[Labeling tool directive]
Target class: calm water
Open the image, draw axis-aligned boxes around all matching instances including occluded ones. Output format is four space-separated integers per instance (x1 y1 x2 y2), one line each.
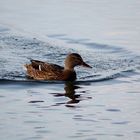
0 0 140 140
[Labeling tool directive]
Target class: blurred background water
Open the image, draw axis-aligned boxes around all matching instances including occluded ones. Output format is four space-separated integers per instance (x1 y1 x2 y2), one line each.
0 0 140 140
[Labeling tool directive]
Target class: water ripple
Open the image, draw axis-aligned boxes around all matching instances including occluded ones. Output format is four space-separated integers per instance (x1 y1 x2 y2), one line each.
0 31 140 82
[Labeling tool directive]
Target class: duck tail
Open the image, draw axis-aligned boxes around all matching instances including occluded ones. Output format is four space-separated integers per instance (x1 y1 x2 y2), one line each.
24 64 28 68
24 64 31 69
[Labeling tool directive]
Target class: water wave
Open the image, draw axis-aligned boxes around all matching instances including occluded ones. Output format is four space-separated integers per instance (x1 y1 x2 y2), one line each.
0 27 140 83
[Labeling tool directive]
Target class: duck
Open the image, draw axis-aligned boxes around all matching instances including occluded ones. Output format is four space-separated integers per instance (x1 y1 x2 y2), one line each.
24 53 92 81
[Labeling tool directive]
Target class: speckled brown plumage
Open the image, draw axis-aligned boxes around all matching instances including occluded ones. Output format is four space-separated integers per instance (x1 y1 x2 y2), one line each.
24 53 92 81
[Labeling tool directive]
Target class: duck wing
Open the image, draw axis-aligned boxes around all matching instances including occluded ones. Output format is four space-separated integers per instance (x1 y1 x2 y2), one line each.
31 60 64 73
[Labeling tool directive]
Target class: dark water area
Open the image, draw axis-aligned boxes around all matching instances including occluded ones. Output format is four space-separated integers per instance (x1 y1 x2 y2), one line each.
0 26 140 140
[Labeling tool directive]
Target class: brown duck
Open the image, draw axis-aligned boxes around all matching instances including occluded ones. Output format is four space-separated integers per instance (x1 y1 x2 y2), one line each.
24 53 92 81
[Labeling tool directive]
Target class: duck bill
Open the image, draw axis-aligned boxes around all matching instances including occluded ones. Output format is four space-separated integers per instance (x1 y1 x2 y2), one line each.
82 62 92 68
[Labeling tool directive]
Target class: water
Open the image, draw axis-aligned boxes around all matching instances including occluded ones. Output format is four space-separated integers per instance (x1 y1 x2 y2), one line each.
0 0 140 140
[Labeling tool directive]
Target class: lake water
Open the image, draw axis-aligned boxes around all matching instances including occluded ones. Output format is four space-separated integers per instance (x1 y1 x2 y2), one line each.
0 0 140 140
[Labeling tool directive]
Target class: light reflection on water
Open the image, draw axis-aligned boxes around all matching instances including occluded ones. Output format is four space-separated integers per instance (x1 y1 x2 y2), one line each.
0 75 140 140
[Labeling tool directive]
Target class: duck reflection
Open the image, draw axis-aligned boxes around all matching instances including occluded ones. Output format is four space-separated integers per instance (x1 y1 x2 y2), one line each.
64 82 81 104
52 81 81 104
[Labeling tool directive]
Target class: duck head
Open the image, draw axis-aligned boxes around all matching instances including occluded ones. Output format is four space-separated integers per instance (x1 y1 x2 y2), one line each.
64 53 92 70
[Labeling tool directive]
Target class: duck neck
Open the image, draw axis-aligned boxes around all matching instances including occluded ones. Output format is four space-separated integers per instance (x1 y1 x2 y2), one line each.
64 66 74 71
64 59 75 71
